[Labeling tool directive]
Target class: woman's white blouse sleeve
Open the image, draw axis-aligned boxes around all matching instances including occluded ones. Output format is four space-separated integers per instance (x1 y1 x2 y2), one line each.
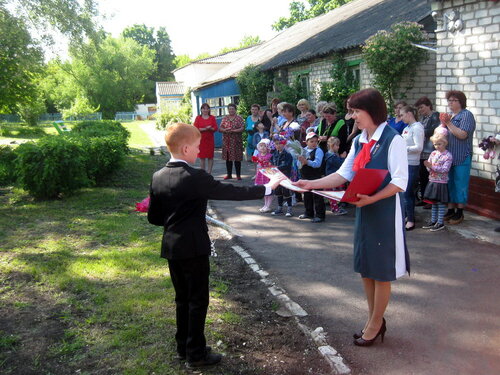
337 141 357 181
388 135 409 191
336 135 408 191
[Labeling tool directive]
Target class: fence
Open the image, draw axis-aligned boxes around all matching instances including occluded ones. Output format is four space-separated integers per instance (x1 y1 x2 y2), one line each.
115 112 137 121
0 113 102 123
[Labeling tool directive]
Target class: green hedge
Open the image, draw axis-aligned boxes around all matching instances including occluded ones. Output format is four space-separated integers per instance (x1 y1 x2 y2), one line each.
0 145 17 186
16 137 90 199
13 120 130 198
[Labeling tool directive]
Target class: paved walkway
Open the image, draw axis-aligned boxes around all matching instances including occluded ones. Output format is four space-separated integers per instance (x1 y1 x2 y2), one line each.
143 122 500 375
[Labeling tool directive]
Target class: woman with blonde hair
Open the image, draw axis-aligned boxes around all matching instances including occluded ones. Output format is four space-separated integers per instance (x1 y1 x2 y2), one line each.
296 98 310 126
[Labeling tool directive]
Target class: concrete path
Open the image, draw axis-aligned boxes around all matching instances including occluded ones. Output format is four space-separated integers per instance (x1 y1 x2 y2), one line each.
142 123 500 374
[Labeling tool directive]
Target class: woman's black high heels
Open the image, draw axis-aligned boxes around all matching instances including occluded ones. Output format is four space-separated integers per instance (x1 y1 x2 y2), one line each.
353 318 385 340
353 318 386 346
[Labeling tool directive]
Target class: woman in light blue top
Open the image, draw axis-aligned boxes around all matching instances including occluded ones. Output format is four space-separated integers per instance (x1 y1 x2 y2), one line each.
245 104 260 161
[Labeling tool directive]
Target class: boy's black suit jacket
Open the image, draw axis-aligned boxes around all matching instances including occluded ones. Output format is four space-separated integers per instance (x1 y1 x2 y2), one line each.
148 161 265 260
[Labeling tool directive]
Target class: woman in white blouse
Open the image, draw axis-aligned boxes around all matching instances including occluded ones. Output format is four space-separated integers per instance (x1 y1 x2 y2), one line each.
400 105 424 231
295 88 409 347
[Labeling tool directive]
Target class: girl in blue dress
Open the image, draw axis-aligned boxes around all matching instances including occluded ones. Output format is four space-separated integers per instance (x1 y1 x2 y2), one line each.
295 88 409 347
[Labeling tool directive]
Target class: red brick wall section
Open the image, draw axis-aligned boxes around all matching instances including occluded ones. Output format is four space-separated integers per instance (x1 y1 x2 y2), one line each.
466 176 500 220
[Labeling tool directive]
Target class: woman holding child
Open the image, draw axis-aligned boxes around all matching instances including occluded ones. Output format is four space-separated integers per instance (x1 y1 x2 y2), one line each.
295 88 409 347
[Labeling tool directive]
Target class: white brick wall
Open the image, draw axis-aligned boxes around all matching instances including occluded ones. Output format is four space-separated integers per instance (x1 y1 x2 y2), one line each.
433 0 500 181
283 47 436 112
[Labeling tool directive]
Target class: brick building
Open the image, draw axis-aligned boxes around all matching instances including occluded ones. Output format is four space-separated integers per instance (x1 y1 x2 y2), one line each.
432 0 499 218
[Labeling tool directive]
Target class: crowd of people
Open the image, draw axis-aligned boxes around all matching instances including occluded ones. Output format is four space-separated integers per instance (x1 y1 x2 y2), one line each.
149 87 477 367
193 89 476 229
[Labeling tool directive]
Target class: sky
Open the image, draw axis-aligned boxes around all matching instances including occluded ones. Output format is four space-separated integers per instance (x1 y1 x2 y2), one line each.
97 0 293 57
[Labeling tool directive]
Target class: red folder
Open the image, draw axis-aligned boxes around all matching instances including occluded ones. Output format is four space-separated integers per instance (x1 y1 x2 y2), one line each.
313 168 389 202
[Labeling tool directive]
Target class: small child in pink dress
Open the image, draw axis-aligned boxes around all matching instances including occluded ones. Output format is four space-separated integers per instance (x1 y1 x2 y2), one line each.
253 139 273 212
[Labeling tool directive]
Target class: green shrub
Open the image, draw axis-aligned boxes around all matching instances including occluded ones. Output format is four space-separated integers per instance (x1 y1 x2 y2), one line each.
155 104 191 129
72 135 128 183
15 137 90 199
72 120 130 141
0 145 17 186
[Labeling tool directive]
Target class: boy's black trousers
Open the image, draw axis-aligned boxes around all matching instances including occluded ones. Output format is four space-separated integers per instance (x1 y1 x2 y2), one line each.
303 191 326 219
167 255 210 361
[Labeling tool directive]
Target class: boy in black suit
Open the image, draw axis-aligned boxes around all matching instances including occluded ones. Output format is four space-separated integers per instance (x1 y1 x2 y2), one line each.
148 123 282 368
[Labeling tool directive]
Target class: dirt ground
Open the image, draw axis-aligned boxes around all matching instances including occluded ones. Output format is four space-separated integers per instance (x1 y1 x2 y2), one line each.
188 226 332 375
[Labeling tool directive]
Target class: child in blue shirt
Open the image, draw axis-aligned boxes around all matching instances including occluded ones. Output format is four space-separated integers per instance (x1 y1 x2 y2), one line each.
298 132 325 222
271 134 294 217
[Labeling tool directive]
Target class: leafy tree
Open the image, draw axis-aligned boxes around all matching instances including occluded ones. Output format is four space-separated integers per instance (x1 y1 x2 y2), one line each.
218 35 262 55
319 54 359 115
272 0 353 31
0 8 43 111
122 24 176 102
236 65 273 116
1 0 98 113
16 93 46 126
43 36 156 119
4 0 99 46
363 21 428 105
275 76 307 114
61 96 100 120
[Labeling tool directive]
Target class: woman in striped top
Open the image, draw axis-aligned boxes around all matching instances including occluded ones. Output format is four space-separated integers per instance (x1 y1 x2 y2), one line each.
441 90 476 225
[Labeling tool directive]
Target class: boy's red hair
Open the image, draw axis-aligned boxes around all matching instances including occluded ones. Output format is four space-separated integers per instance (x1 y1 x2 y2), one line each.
165 123 201 154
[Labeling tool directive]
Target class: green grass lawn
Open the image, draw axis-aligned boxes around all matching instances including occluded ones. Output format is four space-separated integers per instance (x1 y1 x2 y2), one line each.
122 121 157 149
0 122 228 374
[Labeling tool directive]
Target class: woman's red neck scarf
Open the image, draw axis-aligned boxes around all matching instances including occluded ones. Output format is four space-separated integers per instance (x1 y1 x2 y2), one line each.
353 139 377 172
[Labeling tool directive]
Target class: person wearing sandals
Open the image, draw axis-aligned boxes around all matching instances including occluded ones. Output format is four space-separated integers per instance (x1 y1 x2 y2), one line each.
294 88 409 347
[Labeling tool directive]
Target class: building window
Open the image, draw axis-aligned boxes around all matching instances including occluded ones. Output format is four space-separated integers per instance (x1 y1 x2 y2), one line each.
203 95 240 117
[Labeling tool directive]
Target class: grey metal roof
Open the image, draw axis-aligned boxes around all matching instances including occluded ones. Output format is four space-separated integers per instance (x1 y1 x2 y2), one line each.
172 45 260 73
156 81 185 96
198 0 432 89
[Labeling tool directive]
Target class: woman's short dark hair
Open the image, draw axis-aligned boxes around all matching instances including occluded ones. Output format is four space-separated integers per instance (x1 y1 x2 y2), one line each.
446 90 467 109
227 103 237 110
307 109 317 116
282 103 295 113
348 88 388 125
414 96 433 110
200 102 211 115
400 105 418 121
251 104 261 110
270 98 280 107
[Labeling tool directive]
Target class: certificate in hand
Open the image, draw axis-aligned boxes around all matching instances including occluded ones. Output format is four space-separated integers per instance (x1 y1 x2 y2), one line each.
258 167 308 193
313 168 389 202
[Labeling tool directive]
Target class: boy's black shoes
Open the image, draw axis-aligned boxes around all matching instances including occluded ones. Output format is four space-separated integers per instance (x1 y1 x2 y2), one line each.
176 346 212 361
186 352 222 368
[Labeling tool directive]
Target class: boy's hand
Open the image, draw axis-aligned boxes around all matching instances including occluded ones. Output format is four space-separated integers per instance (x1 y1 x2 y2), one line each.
268 174 286 189
298 155 307 165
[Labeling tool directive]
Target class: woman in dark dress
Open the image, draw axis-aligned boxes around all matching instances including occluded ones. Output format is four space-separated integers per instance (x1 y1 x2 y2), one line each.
295 88 409 347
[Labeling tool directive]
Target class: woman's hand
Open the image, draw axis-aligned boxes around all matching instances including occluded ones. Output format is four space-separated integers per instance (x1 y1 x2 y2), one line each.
423 160 431 168
293 179 313 190
352 194 375 207
318 135 327 142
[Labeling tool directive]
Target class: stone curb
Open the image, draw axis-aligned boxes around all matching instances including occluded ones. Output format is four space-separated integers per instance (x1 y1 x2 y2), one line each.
208 203 351 374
